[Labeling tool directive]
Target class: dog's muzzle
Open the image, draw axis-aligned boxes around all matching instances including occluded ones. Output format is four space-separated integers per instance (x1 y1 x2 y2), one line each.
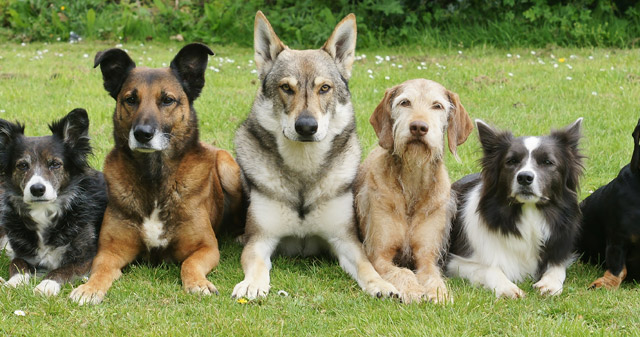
134 125 155 144
409 121 429 138
128 125 169 152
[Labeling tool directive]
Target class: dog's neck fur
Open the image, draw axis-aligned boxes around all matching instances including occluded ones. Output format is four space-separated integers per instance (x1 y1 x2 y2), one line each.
389 146 445 213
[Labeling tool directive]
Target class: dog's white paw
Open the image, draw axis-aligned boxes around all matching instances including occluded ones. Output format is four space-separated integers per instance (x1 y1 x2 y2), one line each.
364 278 399 299
34 279 61 296
494 281 525 299
69 284 105 305
533 277 563 296
5 273 30 288
232 279 270 300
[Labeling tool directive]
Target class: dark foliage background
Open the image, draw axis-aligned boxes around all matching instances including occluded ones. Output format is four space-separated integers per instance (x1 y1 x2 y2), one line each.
1 0 639 48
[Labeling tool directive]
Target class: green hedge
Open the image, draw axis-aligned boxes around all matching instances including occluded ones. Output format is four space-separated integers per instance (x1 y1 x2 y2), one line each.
1 0 639 48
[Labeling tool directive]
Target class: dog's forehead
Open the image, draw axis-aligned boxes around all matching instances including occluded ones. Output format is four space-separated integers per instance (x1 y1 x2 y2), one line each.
393 79 447 105
122 67 182 92
274 49 337 79
15 136 63 163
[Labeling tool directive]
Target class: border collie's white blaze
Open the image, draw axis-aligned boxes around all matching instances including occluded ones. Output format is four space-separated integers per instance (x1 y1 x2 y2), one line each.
447 118 584 298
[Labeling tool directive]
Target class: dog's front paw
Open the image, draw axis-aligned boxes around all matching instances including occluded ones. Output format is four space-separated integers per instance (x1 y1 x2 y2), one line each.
231 279 270 300
424 278 452 304
534 277 563 296
494 281 525 299
69 283 106 305
364 278 399 299
34 279 61 296
5 273 30 288
399 285 426 304
184 279 219 296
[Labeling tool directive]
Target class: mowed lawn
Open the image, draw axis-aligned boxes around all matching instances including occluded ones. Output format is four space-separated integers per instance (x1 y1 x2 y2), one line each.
0 41 639 336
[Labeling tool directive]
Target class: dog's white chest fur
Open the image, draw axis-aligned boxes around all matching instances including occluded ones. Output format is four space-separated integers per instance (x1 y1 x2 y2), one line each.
141 207 169 249
462 183 550 282
26 203 67 269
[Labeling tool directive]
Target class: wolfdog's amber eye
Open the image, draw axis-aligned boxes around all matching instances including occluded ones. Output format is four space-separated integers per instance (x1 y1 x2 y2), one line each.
319 84 331 93
49 160 62 170
16 162 29 171
280 83 293 94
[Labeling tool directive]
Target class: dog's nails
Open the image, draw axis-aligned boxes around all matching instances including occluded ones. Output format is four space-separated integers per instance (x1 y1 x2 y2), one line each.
214 290 220 296
376 291 383 298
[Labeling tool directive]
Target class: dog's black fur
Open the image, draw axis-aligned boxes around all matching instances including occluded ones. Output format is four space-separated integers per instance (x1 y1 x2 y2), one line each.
0 109 107 293
578 118 640 283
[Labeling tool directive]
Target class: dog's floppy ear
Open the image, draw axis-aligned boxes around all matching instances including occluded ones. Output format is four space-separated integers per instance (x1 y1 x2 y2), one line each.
0 119 25 175
254 11 286 81
370 85 399 150
631 118 640 171
94 48 136 100
322 13 357 81
170 43 214 102
49 108 92 169
446 90 474 161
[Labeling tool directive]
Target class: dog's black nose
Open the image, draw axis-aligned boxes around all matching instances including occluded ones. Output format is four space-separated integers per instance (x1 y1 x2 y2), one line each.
133 125 156 143
295 115 318 137
410 121 429 137
30 183 46 197
517 171 535 186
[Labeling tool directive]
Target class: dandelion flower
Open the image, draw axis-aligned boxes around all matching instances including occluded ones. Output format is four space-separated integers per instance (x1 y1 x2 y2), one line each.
558 58 565 63
236 298 248 304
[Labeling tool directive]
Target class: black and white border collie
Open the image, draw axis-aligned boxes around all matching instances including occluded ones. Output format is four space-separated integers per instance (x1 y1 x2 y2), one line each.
0 109 107 296
446 118 584 298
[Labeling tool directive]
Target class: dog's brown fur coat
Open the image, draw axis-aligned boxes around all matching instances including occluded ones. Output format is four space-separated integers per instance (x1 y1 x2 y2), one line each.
355 79 473 303
70 44 242 305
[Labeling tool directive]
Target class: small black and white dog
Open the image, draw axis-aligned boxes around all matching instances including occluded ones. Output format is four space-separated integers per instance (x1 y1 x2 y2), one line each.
578 118 640 289
0 109 107 296
446 119 584 298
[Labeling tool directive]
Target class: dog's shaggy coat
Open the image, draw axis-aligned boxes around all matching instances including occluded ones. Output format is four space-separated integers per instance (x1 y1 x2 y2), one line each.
355 79 473 303
0 109 107 296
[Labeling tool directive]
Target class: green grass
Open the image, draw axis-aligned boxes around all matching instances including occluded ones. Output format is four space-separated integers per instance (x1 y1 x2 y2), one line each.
0 41 639 336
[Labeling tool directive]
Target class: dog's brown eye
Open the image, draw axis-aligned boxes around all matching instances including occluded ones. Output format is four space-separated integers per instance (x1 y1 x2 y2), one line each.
161 96 175 106
49 160 62 170
506 158 519 165
319 84 331 93
125 96 136 105
16 162 29 171
433 103 444 110
280 84 293 94
400 99 411 107
543 159 554 166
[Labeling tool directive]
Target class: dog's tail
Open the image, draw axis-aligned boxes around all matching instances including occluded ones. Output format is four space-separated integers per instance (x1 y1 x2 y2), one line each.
216 150 246 237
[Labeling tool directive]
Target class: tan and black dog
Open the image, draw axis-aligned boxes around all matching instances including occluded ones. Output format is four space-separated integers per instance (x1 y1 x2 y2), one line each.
70 43 243 305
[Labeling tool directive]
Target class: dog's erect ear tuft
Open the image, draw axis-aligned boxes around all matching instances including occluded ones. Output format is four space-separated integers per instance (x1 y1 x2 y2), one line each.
446 90 474 162
254 11 286 81
370 85 398 150
50 108 92 168
0 119 25 175
552 117 583 152
322 13 357 81
476 119 513 156
170 43 214 102
94 49 136 100
632 118 640 171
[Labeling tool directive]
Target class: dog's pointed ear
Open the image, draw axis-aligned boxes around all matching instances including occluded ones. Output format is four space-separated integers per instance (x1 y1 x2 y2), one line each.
322 13 357 80
94 48 136 99
553 117 583 152
476 119 511 155
446 90 474 162
631 118 640 171
254 11 286 81
170 43 214 102
0 119 25 175
50 108 92 168
370 85 398 150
